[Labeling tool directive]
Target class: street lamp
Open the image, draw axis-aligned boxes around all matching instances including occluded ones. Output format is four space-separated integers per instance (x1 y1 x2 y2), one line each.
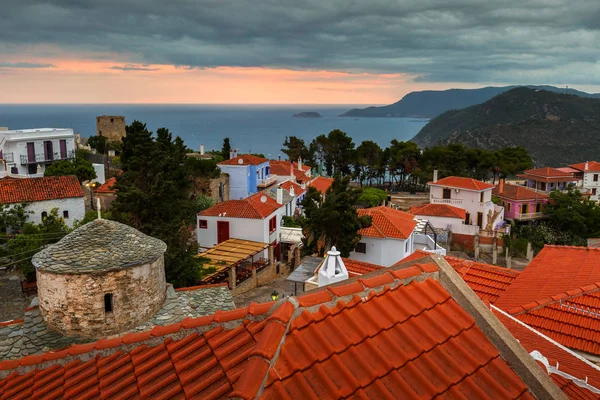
270 290 279 301
85 181 98 210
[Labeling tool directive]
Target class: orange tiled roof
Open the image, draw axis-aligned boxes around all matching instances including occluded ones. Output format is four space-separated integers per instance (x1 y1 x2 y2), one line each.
341 257 385 277
517 167 580 182
199 192 281 219
0 269 536 400
0 176 83 204
494 309 600 399
399 250 520 304
410 203 467 219
495 245 600 356
269 161 310 182
94 176 116 194
218 154 268 166
570 161 600 173
428 176 494 191
279 180 305 196
493 183 550 201
358 206 417 239
308 176 334 194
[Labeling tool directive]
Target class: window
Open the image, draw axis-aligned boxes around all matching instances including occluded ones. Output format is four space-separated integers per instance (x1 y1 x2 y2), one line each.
540 182 546 191
593 188 597 195
442 188 451 199
507 203 511 212
269 216 277 233
63 210 69 219
594 174 599 182
480 192 485 202
41 211 48 219
104 293 113 313
355 242 367 254
198 219 208 229
405 241 409 253
99 130 102 136
521 204 528 215
536 203 542 213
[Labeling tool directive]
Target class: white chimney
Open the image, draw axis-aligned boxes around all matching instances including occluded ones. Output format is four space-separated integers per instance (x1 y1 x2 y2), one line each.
229 150 234 159
301 182 306 190
585 161 589 171
290 162 294 178
200 144 205 155
298 156 302 170
318 247 348 287
289 185 295 197
276 186 283 204
433 170 438 183
234 148 239 158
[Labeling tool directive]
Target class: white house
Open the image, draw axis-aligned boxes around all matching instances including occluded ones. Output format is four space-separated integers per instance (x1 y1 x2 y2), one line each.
0 175 85 228
217 153 276 200
409 203 466 230
280 180 306 215
428 174 503 230
350 206 418 267
0 128 76 177
569 161 600 202
197 191 286 259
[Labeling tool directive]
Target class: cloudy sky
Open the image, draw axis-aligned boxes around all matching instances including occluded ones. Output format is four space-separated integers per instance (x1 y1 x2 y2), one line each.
2 0 599 103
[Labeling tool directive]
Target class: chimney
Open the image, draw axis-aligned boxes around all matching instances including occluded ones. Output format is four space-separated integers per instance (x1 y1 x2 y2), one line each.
200 144 205 155
318 246 348 287
499 178 504 194
278 155 281 161
433 169 438 183
289 185 295 197
276 186 283 204
585 161 589 171
290 162 294 178
229 150 233 159
298 156 302 170
233 149 238 158
301 182 306 190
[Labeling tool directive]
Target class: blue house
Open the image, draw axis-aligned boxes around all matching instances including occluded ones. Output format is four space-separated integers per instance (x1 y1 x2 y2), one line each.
218 153 277 199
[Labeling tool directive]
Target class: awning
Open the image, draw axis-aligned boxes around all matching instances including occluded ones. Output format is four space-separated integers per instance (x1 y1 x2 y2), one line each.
287 257 322 283
198 239 269 281
280 227 304 244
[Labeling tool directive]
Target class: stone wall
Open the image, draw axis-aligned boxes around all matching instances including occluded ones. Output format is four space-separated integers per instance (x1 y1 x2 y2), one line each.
193 174 230 203
231 263 277 296
36 257 166 338
96 116 126 142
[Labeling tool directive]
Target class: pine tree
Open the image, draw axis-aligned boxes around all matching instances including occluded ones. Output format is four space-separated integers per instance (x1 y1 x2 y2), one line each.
221 138 232 160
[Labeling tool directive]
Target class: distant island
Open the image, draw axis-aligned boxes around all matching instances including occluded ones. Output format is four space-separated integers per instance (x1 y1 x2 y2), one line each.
411 87 600 166
292 111 322 118
339 85 600 119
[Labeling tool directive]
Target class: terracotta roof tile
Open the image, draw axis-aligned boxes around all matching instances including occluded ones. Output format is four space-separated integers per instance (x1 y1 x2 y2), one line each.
410 203 467 219
517 167 580 182
280 180 305 196
0 272 538 400
358 206 417 239
94 176 116 194
269 161 310 182
570 161 600 173
341 257 385 277
218 154 268 166
493 183 550 201
308 176 334 194
199 192 281 219
428 176 494 191
0 176 83 204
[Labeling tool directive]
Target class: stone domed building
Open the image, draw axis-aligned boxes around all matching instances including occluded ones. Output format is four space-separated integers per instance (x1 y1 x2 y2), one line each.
33 219 168 338
0 219 235 360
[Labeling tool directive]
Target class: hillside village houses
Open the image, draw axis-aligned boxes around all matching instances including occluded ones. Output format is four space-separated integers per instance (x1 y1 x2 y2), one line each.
0 175 85 228
0 128 76 177
269 157 312 184
493 179 550 222
518 166 580 193
217 152 276 199
570 161 600 202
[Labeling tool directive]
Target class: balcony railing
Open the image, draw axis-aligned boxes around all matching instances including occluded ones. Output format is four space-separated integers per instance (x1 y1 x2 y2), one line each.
512 212 545 221
20 150 75 165
431 198 463 206
257 174 277 188
2 153 14 163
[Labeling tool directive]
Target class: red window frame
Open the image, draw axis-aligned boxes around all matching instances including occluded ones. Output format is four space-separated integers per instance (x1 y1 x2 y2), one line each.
269 216 277 233
198 219 208 229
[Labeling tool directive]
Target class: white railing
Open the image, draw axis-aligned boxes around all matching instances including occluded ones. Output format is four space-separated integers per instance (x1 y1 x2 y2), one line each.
449 224 481 235
431 198 463 206
257 174 277 188
513 212 545 221
414 233 447 255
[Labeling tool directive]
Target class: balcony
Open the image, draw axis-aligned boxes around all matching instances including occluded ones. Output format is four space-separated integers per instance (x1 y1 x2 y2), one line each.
257 174 277 188
2 153 14 163
20 150 75 165
511 212 545 221
431 198 463 206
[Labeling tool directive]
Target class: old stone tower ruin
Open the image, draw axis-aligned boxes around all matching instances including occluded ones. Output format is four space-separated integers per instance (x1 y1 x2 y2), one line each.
96 115 126 141
32 219 167 338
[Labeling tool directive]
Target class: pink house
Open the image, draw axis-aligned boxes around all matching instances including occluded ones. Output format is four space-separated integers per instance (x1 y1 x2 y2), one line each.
493 180 549 221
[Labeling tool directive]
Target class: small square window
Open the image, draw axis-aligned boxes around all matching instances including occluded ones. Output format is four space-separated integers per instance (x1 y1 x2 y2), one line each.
198 219 208 229
63 210 69 219
593 188 597 195
104 293 113 313
355 242 367 254
442 188 451 199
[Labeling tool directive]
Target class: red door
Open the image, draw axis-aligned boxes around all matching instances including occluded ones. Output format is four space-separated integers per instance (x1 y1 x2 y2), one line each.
217 221 230 244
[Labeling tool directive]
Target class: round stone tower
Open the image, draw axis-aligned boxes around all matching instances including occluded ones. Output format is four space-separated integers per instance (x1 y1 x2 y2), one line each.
32 219 167 338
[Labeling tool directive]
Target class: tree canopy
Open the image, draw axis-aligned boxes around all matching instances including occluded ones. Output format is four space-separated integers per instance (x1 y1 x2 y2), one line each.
282 136 312 164
111 120 204 287
221 137 232 160
44 157 97 183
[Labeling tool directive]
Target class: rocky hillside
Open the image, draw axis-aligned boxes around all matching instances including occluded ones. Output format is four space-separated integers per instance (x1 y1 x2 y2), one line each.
411 87 600 166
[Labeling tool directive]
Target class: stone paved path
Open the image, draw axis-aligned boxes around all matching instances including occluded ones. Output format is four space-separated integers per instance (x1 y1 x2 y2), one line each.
233 274 306 308
0 271 32 322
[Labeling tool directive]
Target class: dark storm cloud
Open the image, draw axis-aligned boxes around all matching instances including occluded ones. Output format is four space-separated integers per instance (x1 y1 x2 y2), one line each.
2 0 600 84
110 64 160 71
0 62 55 68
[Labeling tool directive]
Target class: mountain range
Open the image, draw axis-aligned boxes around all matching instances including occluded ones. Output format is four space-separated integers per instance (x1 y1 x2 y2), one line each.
410 87 600 167
340 86 600 119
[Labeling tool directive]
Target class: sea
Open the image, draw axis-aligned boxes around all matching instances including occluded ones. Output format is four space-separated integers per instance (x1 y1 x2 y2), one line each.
0 105 428 158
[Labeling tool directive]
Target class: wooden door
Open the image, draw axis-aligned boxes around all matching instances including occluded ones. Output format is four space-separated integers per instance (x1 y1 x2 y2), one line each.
59 140 67 159
477 212 483 228
27 142 35 163
465 212 470 225
44 141 53 161
217 221 230 244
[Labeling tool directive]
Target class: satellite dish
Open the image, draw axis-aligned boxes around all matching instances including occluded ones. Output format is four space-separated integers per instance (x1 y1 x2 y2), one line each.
238 158 244 164
261 196 267 203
